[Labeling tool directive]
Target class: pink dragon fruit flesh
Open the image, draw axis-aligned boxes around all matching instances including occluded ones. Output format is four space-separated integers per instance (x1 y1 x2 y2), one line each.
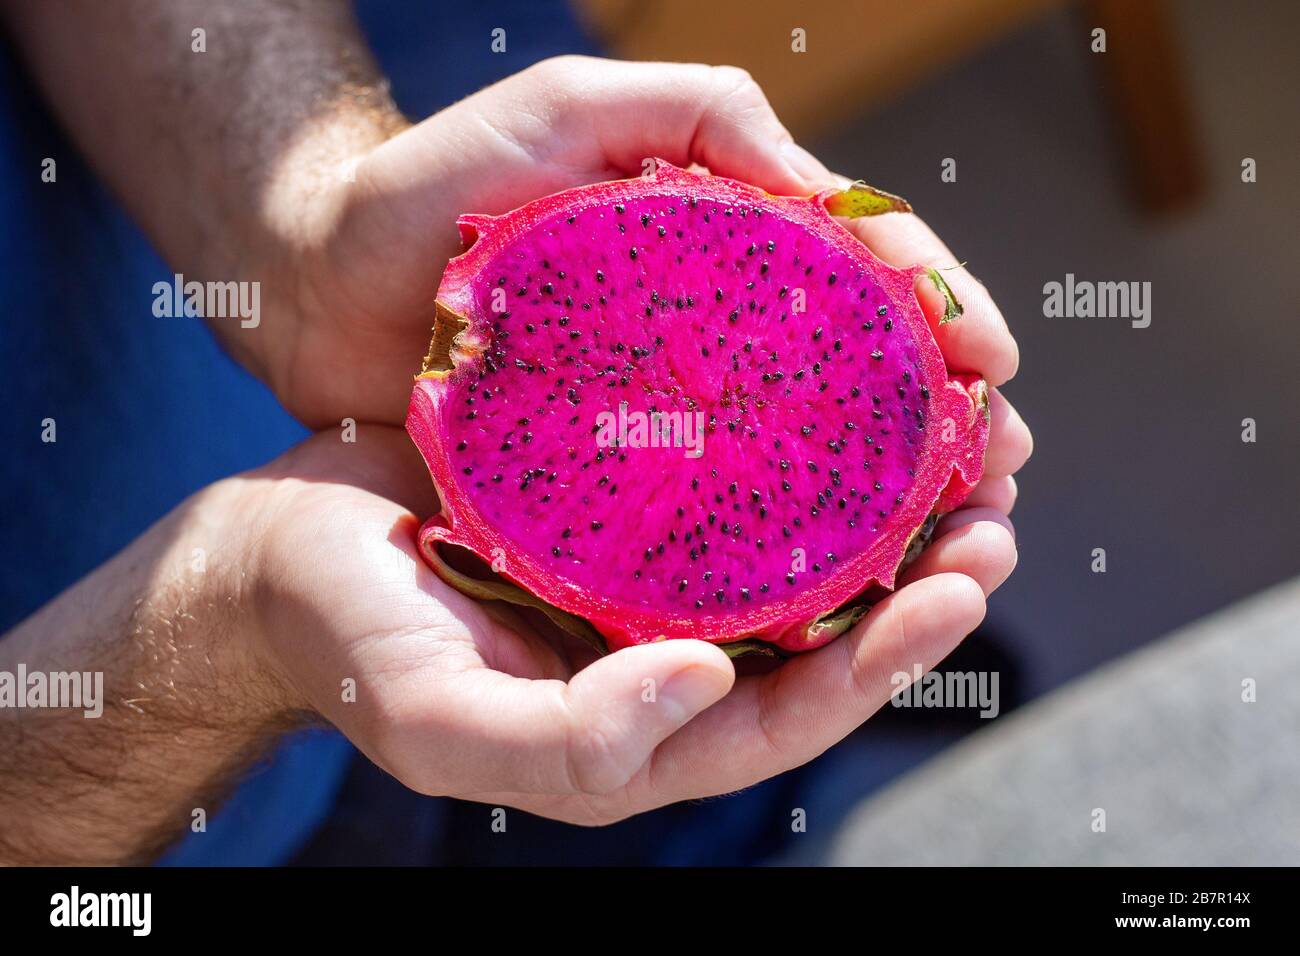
407 160 988 656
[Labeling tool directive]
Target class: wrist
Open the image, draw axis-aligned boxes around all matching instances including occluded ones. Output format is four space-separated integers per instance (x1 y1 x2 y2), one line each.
242 95 412 413
256 91 410 257
176 478 317 733
0 476 314 863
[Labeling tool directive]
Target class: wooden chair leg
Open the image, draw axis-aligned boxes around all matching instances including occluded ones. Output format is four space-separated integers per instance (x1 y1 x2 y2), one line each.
1084 0 1204 215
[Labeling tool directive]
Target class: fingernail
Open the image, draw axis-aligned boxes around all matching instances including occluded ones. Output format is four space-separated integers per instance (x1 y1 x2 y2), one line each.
780 141 834 188
659 666 729 721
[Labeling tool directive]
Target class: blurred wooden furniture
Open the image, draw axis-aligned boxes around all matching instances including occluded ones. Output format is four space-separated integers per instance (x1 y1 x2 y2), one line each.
1085 0 1202 212
575 0 1202 214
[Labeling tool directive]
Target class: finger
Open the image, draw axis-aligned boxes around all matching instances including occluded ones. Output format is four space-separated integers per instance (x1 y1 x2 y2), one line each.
776 158 1020 386
935 504 1014 538
984 388 1033 478
641 573 985 802
530 58 819 195
841 212 1019 387
960 474 1018 514
404 640 734 797
566 68 1022 389
368 57 822 259
558 640 735 795
900 509 1017 595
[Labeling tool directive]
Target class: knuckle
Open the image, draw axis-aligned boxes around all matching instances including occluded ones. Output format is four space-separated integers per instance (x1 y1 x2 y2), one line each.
519 56 582 97
710 64 764 102
527 54 583 78
712 64 755 88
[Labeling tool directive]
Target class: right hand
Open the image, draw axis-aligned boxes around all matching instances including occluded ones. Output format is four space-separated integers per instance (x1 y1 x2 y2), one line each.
250 55 1022 429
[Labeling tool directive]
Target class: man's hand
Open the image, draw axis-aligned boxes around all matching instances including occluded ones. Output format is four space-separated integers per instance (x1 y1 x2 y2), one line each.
276 55 1025 427
0 2 1023 428
273 56 831 425
242 424 1025 825
0 396 1026 861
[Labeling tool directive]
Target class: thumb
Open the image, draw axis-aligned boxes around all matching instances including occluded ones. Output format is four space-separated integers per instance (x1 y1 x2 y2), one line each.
438 639 734 797
556 640 736 795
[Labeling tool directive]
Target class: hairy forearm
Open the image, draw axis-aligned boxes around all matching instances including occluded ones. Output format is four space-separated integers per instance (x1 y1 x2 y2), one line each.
0 481 304 865
0 0 407 377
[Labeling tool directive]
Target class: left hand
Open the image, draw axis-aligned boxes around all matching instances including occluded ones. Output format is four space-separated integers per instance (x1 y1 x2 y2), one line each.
242 425 1022 825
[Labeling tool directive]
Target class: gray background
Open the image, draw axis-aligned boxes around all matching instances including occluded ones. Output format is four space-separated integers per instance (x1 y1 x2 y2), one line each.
812 0 1300 698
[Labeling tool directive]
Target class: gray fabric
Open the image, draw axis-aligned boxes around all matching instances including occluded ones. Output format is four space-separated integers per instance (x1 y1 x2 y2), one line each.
828 577 1300 865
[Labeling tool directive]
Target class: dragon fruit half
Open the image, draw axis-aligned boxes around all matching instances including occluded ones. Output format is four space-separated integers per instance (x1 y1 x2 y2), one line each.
407 160 988 655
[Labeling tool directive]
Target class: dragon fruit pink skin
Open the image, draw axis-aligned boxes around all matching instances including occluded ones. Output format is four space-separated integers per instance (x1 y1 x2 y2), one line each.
407 160 988 655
